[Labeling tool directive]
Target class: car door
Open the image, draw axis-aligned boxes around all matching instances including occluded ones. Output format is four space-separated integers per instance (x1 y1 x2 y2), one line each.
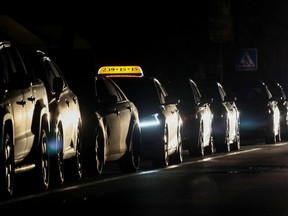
270 82 288 139
154 79 179 150
105 78 132 155
1 45 32 161
190 79 213 146
217 82 238 143
264 84 281 140
43 59 80 153
95 77 123 157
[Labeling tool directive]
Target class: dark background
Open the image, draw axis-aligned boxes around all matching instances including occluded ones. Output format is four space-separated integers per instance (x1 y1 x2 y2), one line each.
3 0 288 88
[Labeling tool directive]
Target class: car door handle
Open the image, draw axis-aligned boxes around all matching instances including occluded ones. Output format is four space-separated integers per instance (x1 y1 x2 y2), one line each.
16 99 26 106
27 96 35 102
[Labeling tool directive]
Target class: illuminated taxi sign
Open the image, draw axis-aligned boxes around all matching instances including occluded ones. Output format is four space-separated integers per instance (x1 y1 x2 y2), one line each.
98 66 143 77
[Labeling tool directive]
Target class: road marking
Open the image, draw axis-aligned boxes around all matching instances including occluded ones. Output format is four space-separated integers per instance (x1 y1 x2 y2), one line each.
0 146 280 204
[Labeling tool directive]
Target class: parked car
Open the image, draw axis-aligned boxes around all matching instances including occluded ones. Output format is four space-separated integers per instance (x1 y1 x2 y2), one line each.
0 41 50 200
198 81 240 152
231 80 281 144
22 50 83 185
165 78 214 157
267 82 288 140
78 75 141 176
110 75 183 168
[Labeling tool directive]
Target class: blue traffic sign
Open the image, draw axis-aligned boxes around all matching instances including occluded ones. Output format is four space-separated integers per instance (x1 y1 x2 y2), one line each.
235 48 257 71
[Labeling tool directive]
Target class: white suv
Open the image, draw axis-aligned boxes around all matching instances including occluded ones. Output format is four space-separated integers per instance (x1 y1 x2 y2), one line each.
0 41 50 200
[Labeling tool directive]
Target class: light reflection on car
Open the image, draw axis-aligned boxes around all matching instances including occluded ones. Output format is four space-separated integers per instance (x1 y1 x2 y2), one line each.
78 75 141 176
110 75 183 168
199 81 240 152
231 80 281 144
165 78 214 157
267 81 288 140
24 50 83 185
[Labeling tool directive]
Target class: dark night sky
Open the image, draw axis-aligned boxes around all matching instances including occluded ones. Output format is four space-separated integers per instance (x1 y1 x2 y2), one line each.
4 1 288 86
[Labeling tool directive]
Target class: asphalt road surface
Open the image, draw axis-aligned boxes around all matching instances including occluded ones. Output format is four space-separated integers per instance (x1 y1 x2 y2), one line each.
2 141 288 215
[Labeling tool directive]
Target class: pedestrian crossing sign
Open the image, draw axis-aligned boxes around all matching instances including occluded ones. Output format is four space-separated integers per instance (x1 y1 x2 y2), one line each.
235 48 257 71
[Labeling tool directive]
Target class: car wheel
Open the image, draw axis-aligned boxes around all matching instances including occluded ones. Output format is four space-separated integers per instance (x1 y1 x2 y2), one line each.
205 135 214 155
68 127 83 180
233 127 241 151
276 123 281 142
220 120 230 152
265 116 277 144
281 121 288 140
0 130 14 200
170 139 183 164
265 125 277 144
94 133 104 175
153 125 169 168
224 125 231 152
171 126 184 164
50 128 64 186
56 129 64 184
197 122 205 156
119 126 141 173
33 124 50 192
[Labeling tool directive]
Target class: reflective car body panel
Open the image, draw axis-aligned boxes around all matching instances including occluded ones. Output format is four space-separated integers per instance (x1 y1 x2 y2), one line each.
267 82 288 140
0 41 50 199
231 80 280 144
199 81 240 152
111 76 183 167
23 50 83 183
165 78 214 156
79 76 141 175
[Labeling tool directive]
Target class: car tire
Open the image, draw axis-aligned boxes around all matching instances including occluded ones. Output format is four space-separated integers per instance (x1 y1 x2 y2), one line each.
170 126 183 164
119 126 141 173
50 127 64 186
0 130 14 200
205 136 214 155
170 141 183 164
66 127 83 180
153 125 169 168
197 122 205 156
94 132 104 176
33 123 50 192
232 127 241 151
214 119 230 152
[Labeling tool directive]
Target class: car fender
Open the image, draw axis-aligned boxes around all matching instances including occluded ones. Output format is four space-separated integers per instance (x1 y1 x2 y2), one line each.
0 107 14 152
31 99 50 147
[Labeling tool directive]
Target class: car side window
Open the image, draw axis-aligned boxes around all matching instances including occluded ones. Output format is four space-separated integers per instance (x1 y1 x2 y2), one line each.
43 61 54 92
1 46 30 88
217 84 226 102
105 79 126 102
190 81 201 104
154 80 167 104
95 78 109 102
264 85 273 99
43 59 66 93
0 51 8 85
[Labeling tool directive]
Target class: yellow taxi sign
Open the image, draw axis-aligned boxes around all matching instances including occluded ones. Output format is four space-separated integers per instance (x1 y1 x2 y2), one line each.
98 66 143 77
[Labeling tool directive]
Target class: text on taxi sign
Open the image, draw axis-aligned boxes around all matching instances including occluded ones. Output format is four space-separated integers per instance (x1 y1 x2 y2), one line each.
98 66 143 76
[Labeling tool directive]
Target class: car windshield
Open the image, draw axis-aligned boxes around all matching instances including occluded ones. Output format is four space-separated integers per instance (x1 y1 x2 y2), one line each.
112 78 160 112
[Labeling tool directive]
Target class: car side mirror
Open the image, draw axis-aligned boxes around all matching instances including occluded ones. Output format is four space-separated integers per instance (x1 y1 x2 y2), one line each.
201 97 213 105
165 95 179 105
